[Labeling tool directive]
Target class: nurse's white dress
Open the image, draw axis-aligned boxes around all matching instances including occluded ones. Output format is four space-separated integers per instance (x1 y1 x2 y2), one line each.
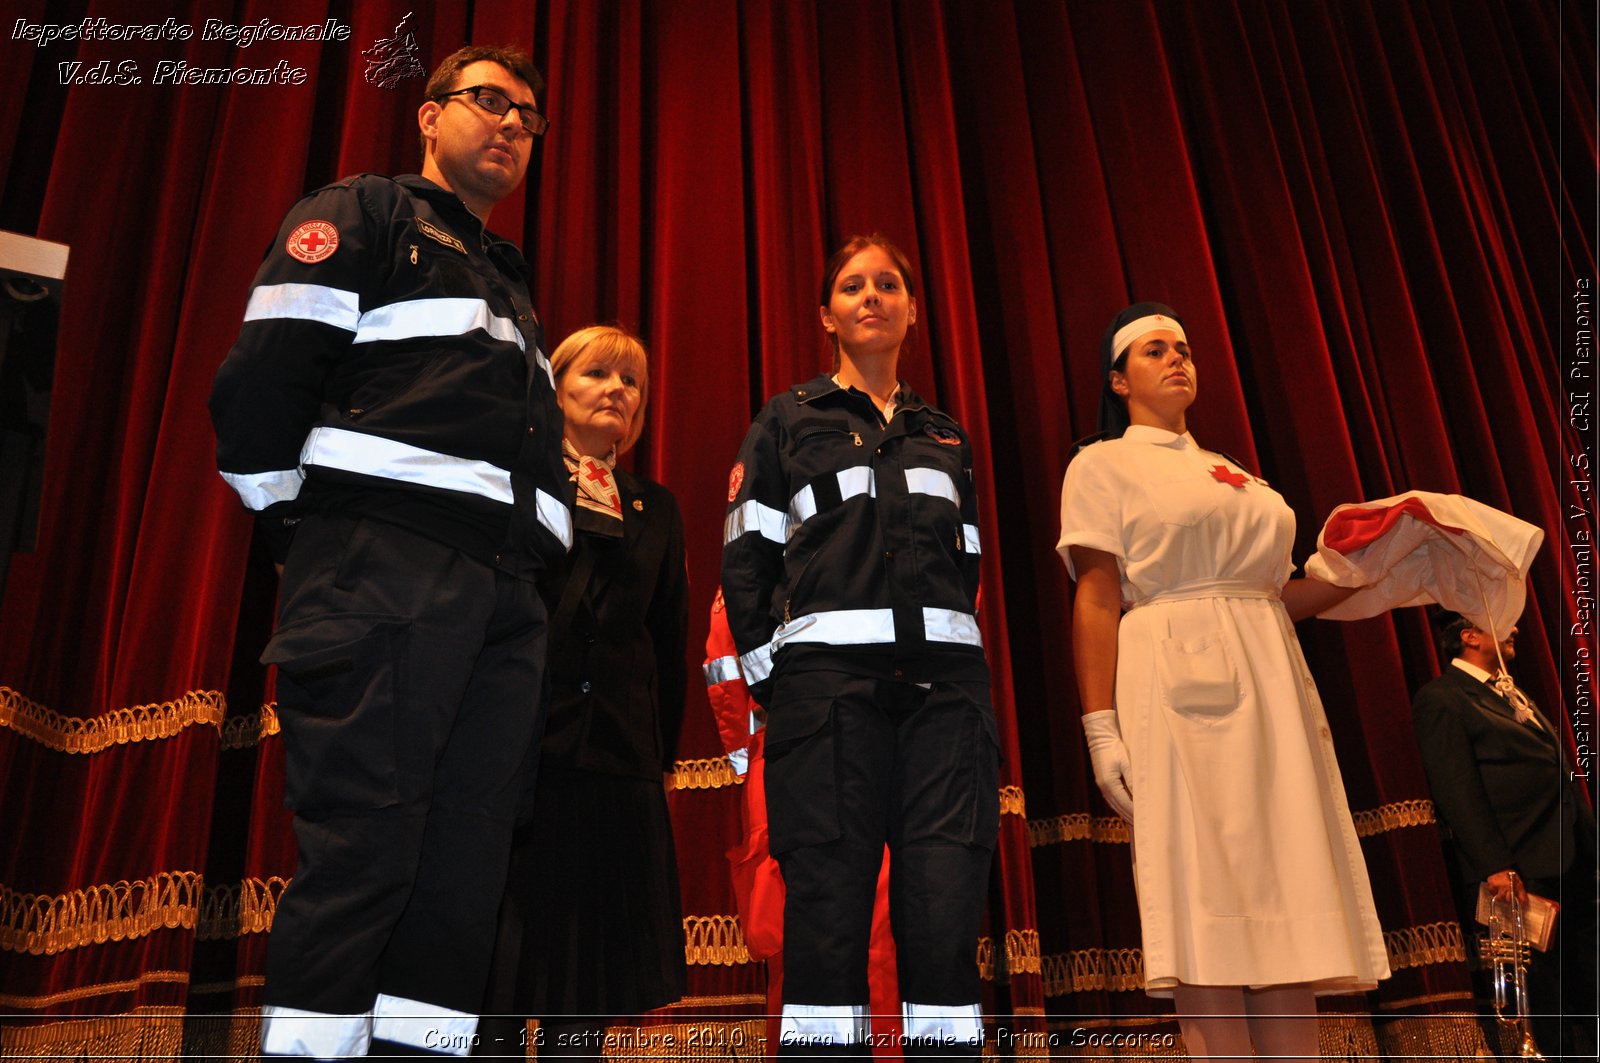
1058 425 1389 995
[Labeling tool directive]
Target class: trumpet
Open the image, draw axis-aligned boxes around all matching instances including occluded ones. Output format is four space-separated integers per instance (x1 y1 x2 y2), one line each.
1480 873 1544 1060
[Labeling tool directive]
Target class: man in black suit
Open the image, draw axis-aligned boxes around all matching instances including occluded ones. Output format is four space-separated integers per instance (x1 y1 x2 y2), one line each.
1411 610 1597 1057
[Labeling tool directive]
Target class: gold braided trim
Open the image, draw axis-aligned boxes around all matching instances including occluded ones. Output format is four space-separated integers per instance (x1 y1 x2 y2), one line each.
0 970 189 1009
219 702 280 750
0 686 227 754
1384 919 1467 970
668 757 744 791
998 785 1026 817
1350 798 1436 837
976 937 995 981
0 1005 185 1058
1046 1014 1174 1032
1007 928 1042 976
597 1019 767 1060
976 930 1042 981
0 871 202 957
1375 990 1475 1010
196 876 289 939
1374 1012 1491 1060
189 974 267 996
683 914 751 966
0 873 289 955
662 993 768 1008
1040 947 1146 995
1026 812 1131 847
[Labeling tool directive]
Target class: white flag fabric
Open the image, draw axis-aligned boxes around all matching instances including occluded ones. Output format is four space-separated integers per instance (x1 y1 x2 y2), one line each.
1304 491 1543 636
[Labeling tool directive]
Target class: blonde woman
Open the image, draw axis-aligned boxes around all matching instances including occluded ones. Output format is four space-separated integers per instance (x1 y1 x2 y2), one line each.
479 326 687 1059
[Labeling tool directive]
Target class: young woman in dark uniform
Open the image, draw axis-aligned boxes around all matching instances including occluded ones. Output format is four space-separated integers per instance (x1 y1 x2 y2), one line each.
721 236 998 1059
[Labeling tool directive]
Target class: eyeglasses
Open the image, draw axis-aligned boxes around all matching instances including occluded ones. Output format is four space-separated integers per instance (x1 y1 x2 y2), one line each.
434 85 549 137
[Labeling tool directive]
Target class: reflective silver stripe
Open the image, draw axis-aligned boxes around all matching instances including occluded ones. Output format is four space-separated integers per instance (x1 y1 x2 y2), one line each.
781 1004 869 1045
724 499 789 546
244 282 359 331
353 297 525 351
755 608 980 662
902 1002 983 1043
774 608 896 648
739 640 775 684
260 1004 373 1058
905 466 959 507
704 655 742 686
728 747 749 774
790 483 818 525
536 486 574 552
790 467 874 534
963 523 982 554
301 426 512 503
221 467 304 512
924 607 983 647
298 427 572 550
533 343 553 388
837 465 875 503
373 994 476 1055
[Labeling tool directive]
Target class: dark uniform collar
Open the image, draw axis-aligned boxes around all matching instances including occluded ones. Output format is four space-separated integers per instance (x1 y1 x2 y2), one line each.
791 373 928 415
395 174 530 278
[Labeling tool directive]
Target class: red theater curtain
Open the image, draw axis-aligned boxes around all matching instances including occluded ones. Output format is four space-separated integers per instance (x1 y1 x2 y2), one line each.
0 1 1591 1059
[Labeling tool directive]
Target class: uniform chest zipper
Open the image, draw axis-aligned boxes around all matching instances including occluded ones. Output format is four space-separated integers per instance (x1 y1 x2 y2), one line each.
409 244 418 265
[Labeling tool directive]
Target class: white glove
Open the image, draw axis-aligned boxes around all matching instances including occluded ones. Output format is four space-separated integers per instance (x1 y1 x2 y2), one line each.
1082 710 1134 821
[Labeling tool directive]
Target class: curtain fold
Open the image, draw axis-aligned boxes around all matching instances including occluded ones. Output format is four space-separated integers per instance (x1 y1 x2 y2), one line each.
1 1 1588 1057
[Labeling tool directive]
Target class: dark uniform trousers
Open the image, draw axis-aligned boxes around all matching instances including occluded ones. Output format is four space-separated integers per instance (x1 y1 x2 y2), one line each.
1515 835 1598 1058
262 513 548 1056
765 671 999 1059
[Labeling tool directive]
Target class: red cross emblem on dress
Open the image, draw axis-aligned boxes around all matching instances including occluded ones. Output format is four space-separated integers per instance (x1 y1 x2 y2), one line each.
286 220 340 264
1209 464 1250 488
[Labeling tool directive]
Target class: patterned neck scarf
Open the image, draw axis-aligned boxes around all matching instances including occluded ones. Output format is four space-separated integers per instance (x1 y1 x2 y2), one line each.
563 437 623 523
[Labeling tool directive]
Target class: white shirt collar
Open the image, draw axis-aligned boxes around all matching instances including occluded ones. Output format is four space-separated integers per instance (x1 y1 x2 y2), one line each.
1122 424 1194 448
1450 658 1499 684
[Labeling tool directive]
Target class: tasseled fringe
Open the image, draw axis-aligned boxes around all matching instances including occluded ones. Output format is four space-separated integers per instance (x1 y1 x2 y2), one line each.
1317 1013 1382 1060
0 1009 1507 1060
595 1018 768 1060
181 1010 269 1060
1034 1019 1182 1059
1375 1012 1493 1061
0 1005 186 1059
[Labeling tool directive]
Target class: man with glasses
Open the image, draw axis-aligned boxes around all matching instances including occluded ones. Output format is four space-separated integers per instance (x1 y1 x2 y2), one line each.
211 45 569 1058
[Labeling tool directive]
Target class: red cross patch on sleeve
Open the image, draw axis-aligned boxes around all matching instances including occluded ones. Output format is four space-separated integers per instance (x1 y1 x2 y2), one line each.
286 220 340 264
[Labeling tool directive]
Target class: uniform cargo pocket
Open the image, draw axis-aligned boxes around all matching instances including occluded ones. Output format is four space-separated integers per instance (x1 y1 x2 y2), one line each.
762 694 841 855
1155 632 1240 717
968 709 1002 849
262 615 412 813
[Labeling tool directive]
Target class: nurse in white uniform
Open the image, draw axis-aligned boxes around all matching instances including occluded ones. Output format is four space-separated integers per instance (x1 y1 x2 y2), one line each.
1058 303 1390 1062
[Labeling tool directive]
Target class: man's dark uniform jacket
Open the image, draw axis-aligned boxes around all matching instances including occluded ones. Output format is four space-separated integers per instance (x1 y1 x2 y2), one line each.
1411 665 1590 885
1411 662 1597 1058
